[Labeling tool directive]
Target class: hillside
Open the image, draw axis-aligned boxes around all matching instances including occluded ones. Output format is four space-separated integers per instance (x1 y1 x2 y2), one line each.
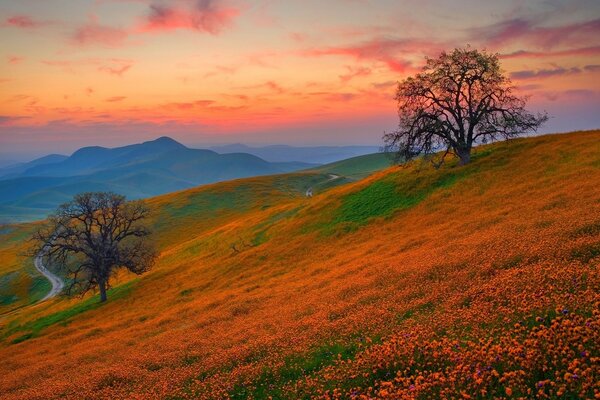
0 131 598 399
0 137 315 223
211 144 380 164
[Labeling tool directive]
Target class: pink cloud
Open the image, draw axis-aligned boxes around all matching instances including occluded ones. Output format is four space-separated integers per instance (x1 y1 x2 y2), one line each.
97 60 134 76
139 0 239 34
472 17 600 51
5 15 40 28
42 58 134 76
339 66 372 82
303 38 443 73
7 56 24 65
72 16 128 47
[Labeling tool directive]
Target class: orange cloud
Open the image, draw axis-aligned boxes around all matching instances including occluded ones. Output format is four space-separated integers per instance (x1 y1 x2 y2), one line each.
7 56 24 65
106 96 127 102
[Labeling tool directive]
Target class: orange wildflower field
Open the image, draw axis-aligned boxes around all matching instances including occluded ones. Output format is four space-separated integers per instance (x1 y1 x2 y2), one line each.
0 131 598 399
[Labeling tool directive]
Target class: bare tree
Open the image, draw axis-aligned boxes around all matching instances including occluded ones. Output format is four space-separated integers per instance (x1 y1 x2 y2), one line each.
33 192 156 302
383 47 548 166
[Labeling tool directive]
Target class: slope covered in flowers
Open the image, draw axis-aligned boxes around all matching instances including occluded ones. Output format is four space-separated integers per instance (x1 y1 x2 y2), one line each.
0 131 598 399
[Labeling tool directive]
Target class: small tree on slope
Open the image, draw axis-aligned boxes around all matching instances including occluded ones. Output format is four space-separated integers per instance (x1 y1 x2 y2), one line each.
384 47 547 166
33 192 157 302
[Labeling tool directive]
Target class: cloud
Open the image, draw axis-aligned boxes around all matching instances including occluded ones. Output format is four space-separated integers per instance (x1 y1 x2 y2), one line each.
106 96 127 102
164 99 216 110
309 92 357 102
371 80 396 89
302 38 443 73
97 60 134 76
7 56 24 65
501 46 600 59
72 16 128 47
139 0 239 34
239 81 285 94
42 58 134 76
339 66 372 82
0 115 29 126
472 17 600 50
511 64 600 80
4 15 41 28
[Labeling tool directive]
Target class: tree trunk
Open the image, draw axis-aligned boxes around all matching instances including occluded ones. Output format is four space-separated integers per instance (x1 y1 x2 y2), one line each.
456 146 471 165
99 280 107 302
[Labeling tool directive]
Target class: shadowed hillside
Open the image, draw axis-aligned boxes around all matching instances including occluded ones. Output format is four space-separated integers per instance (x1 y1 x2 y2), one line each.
0 131 598 399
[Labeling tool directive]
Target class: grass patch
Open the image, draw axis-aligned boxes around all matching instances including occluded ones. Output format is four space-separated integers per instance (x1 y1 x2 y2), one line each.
229 340 365 399
571 222 600 239
320 166 471 234
397 300 436 322
27 275 52 303
2 281 136 344
311 153 392 180
570 242 600 264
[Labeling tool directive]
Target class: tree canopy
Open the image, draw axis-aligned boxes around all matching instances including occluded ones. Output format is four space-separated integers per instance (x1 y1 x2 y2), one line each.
384 47 548 166
33 192 156 302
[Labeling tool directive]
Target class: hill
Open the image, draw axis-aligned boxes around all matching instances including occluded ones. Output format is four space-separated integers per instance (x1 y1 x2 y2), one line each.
0 137 316 223
0 131 598 399
211 143 380 164
309 152 391 180
0 154 68 179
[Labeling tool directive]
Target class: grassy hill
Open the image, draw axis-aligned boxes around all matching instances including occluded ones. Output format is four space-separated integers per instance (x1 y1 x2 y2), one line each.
0 131 598 399
309 152 391 180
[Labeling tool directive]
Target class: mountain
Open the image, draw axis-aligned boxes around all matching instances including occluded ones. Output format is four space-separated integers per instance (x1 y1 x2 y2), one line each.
0 137 315 222
210 143 380 164
17 136 187 178
0 131 598 399
0 154 68 179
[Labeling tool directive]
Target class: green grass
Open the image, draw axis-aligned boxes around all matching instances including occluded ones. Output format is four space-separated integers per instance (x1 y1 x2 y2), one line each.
310 153 392 180
321 167 466 234
27 275 52 303
570 221 600 239
2 281 137 344
229 340 363 399
570 242 600 264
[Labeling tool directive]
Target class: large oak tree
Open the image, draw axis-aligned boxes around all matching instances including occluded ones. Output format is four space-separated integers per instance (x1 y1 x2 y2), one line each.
34 192 156 302
384 47 547 166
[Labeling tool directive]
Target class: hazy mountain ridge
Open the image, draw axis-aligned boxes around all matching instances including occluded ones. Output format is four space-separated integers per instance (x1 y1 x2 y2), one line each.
0 137 319 223
210 143 380 164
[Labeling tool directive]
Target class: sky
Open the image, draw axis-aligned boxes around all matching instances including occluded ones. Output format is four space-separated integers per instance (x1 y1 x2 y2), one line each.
1 0 599 159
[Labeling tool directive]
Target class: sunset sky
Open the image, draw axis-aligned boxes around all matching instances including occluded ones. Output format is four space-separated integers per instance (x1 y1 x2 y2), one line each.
1 0 599 158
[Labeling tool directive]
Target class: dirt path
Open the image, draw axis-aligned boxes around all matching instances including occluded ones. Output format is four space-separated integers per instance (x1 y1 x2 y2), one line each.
306 174 341 197
34 252 64 301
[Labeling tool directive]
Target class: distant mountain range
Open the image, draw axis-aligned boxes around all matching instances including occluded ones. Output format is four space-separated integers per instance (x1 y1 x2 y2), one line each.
210 144 380 164
0 137 317 223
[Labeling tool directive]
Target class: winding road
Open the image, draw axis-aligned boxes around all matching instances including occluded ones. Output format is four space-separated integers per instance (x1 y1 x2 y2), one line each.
34 252 64 301
306 174 341 197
